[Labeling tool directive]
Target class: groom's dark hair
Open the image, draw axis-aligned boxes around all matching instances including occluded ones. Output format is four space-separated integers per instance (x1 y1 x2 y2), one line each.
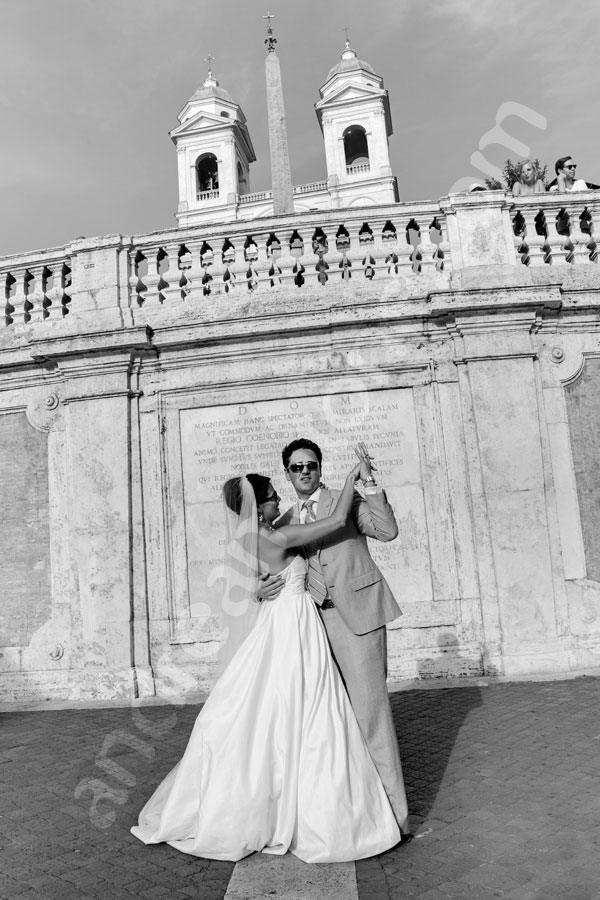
282 438 323 469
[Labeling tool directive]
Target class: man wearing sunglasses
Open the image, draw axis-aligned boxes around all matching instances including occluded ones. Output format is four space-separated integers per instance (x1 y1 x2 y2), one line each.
267 436 410 838
549 156 592 192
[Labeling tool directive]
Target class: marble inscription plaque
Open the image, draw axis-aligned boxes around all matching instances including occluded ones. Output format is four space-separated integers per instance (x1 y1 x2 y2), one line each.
179 389 433 620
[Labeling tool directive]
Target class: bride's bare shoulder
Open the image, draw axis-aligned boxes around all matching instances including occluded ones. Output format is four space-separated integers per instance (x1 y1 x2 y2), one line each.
259 527 287 547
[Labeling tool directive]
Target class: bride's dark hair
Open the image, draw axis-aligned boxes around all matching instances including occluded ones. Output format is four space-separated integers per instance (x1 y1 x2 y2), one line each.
223 474 272 513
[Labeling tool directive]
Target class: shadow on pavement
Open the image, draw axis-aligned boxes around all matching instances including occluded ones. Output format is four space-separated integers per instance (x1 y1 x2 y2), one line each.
390 682 484 828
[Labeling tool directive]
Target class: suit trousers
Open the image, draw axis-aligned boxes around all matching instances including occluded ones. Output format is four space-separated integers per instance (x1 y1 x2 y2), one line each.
320 606 409 832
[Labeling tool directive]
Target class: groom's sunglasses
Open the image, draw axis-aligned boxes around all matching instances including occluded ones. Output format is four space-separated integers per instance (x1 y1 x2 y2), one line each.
287 461 320 473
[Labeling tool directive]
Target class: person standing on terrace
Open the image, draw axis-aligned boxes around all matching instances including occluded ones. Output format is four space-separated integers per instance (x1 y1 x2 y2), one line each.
512 159 546 195
550 156 590 192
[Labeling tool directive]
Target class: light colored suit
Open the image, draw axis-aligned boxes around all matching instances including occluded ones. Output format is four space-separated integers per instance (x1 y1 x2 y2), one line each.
279 487 409 831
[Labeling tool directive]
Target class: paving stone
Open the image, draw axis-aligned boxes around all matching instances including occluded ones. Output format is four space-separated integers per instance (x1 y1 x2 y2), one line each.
2 678 600 900
378 678 600 900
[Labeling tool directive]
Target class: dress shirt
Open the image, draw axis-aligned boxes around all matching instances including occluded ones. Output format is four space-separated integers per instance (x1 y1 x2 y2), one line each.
299 488 322 522
298 481 381 520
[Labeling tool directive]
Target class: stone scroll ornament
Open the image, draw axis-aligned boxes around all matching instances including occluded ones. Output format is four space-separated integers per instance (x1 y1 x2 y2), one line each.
25 392 61 433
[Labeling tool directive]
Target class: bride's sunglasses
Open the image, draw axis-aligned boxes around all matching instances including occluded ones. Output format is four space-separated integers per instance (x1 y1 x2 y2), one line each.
287 461 320 473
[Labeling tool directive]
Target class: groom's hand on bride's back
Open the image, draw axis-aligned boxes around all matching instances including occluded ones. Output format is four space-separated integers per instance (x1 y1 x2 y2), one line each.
257 572 285 602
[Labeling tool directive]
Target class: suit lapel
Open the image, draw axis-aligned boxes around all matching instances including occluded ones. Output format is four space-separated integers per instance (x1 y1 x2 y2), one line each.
316 488 334 520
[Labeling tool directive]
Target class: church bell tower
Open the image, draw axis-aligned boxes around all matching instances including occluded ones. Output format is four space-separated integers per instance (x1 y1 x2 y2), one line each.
171 58 256 226
315 40 397 206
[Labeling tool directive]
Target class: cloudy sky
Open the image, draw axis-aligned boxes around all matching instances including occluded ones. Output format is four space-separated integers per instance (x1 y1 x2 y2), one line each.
1 0 599 257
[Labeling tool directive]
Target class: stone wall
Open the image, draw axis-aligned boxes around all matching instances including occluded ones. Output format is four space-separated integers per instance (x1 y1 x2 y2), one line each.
0 413 51 647
2 192 600 702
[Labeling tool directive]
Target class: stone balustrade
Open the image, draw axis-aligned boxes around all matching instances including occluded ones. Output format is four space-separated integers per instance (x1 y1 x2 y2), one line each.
346 163 371 175
129 202 448 308
3 191 600 332
233 181 331 206
1 247 72 326
293 180 328 194
239 189 273 204
510 192 600 266
196 189 219 201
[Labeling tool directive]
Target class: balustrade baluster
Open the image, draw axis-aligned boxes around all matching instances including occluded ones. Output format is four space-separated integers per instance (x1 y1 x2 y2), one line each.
39 266 55 319
405 219 423 274
60 263 72 316
419 221 436 272
429 217 448 272
568 206 594 265
182 245 204 300
198 241 215 297
310 229 331 287
357 223 376 280
333 226 349 282
381 220 402 277
265 233 282 288
367 222 387 279
518 208 550 266
139 248 164 307
275 240 297 290
25 266 48 323
160 244 187 304
288 230 306 288
578 208 598 263
44 266 61 319
221 238 239 294
128 251 145 307
178 244 193 299
345 225 363 282
208 235 227 295
294 229 318 288
4 272 15 325
6 270 28 325
552 208 574 265
233 241 252 292
250 236 270 291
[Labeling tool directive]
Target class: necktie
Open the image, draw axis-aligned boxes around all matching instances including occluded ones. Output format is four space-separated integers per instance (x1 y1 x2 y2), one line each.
302 500 328 605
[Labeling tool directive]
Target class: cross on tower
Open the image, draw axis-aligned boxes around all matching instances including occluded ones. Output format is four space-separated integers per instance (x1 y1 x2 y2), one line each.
204 53 215 77
343 24 352 46
263 10 277 52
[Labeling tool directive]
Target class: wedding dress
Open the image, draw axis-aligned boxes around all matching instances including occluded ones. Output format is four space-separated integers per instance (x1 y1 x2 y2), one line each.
131 555 400 862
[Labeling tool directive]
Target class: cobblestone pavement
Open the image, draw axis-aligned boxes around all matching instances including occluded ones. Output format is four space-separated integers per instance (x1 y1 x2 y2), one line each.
1 677 599 900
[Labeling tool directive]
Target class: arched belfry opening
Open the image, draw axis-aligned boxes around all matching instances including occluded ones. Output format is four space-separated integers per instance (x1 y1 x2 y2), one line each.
196 153 219 195
344 125 370 170
237 161 248 195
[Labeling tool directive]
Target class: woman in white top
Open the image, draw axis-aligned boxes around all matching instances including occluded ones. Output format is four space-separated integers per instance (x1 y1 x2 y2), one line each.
512 159 546 196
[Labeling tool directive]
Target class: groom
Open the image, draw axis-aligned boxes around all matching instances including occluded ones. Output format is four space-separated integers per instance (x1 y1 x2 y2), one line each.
266 437 409 836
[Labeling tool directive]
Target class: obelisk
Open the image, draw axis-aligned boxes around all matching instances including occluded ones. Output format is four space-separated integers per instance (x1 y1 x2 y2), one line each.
263 12 294 215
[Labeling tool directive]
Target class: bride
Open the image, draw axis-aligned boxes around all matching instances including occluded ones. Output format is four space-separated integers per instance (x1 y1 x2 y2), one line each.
131 456 400 863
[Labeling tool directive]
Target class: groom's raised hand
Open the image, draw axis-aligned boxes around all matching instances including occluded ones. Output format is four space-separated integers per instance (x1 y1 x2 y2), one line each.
256 571 285 603
354 442 378 481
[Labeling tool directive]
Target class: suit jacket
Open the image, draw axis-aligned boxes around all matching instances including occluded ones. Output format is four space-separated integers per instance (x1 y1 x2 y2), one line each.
278 488 402 636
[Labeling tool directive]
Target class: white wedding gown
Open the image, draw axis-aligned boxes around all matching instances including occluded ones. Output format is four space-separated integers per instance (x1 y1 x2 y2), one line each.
131 556 400 862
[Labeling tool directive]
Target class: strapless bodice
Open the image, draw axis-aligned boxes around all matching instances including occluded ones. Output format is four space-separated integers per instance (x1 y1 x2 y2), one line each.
279 555 308 593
